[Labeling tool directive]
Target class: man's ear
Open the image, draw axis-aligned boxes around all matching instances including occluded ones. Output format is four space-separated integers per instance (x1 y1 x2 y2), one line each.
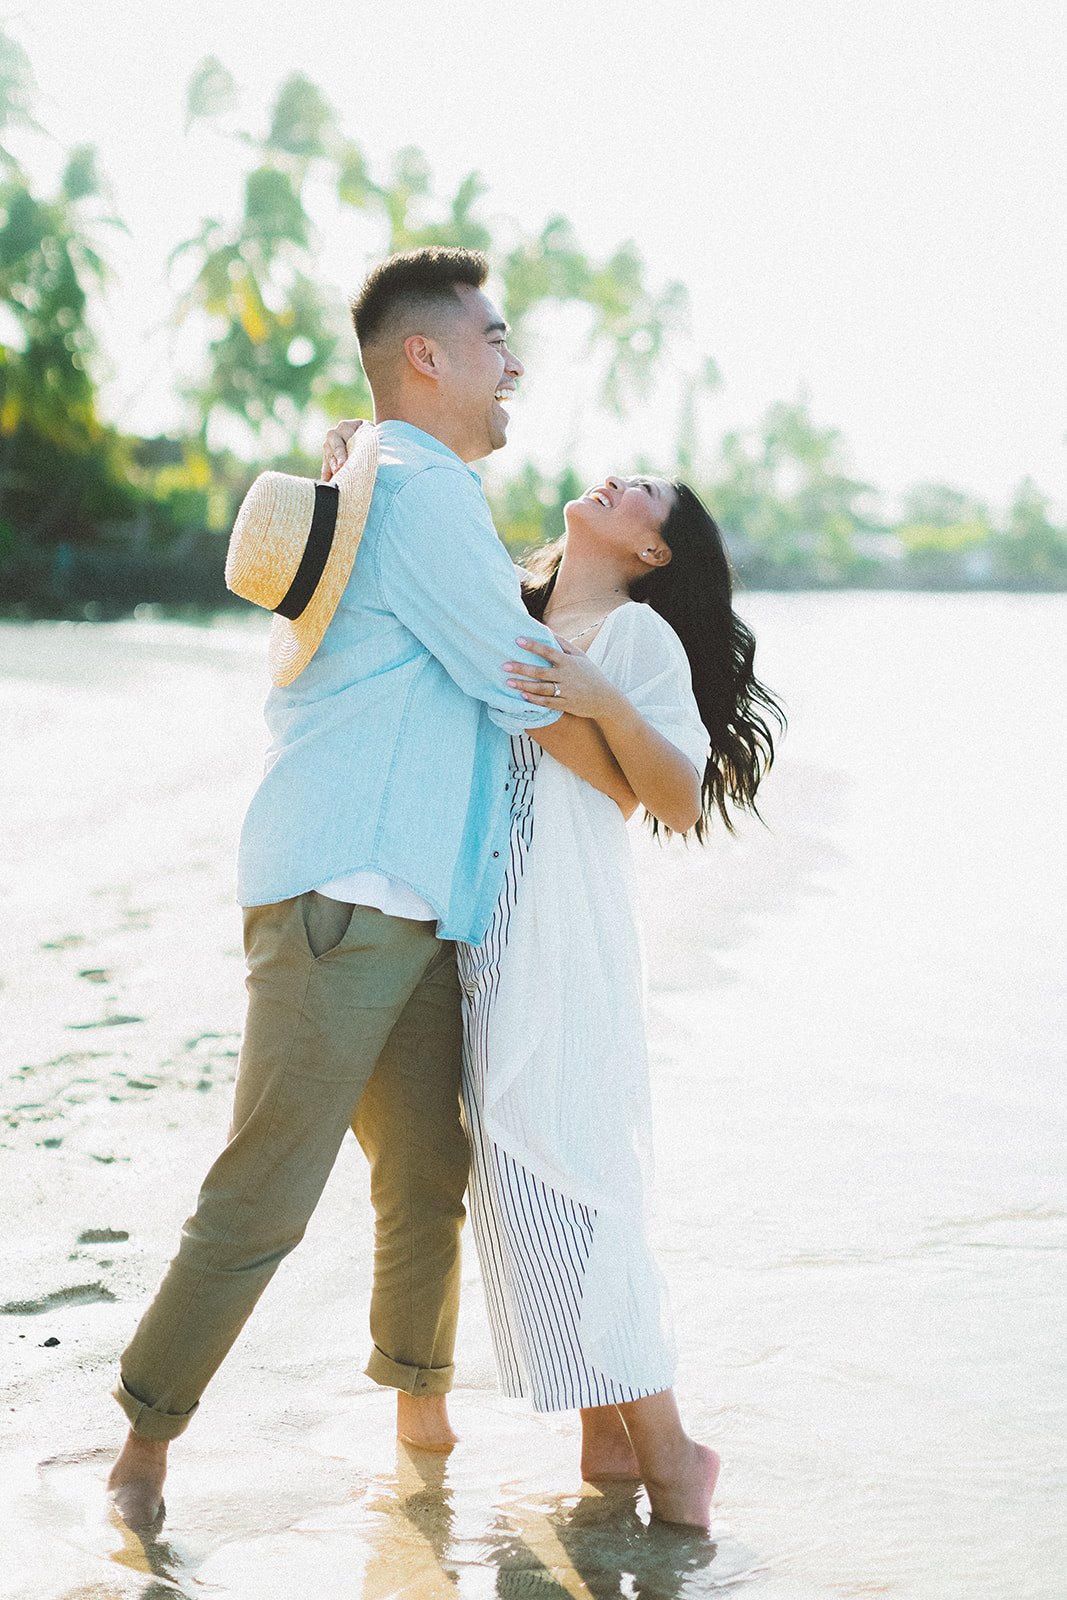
403 333 442 380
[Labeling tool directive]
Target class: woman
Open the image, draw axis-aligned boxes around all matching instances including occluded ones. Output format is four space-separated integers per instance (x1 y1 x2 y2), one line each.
457 474 782 1529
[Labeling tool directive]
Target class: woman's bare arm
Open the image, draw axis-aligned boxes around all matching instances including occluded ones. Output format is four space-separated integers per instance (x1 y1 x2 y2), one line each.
529 716 639 818
506 639 700 833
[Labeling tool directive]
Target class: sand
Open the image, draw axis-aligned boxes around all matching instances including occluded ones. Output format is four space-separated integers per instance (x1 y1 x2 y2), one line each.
0 618 759 1599
2 601 1064 1600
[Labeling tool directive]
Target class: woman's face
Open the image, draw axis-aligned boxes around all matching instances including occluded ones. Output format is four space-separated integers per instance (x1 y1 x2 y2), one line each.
565 475 676 554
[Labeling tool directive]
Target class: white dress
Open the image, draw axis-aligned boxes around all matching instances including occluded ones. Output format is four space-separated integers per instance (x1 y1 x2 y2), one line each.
457 602 710 1411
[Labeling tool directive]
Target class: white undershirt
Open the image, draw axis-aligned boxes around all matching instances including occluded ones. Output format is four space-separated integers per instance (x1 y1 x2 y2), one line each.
314 870 437 922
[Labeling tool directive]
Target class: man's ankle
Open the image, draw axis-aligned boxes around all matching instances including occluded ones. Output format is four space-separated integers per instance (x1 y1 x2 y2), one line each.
396 1390 458 1452
107 1431 170 1529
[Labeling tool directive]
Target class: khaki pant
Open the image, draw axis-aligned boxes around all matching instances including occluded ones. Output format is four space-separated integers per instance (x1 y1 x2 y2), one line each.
113 895 468 1441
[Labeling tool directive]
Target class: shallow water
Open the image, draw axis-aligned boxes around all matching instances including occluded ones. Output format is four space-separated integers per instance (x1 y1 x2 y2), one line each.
1 595 1064 1599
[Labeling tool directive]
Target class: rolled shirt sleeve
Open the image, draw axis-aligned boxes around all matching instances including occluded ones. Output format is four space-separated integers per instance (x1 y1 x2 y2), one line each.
377 465 561 735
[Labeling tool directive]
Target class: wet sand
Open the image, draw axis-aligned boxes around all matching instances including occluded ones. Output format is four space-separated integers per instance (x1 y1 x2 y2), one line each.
1 598 1064 1599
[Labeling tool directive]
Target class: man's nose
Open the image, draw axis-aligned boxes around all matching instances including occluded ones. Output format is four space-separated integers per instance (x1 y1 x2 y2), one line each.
506 347 524 377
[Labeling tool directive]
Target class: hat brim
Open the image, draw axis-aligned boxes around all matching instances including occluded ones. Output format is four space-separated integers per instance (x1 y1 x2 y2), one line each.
267 425 379 687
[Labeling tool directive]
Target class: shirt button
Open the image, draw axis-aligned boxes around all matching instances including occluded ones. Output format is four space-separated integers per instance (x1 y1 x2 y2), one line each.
492 851 500 858
504 784 509 792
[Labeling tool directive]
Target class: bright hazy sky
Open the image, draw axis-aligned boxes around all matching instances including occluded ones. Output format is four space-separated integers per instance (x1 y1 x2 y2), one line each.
8 0 1066 514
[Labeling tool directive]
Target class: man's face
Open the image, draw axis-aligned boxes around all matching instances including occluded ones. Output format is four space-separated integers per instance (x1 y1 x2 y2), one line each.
435 285 524 461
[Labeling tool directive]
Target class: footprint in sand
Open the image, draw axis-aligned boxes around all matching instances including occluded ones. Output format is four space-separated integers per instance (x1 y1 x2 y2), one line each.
67 1015 143 1030
29 1451 198 1596
1 1283 118 1314
121 909 156 930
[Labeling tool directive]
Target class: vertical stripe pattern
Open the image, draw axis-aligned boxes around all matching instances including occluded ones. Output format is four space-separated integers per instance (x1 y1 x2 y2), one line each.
458 735 666 1413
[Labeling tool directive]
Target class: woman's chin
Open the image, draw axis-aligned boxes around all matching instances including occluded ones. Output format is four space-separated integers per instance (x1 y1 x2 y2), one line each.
562 501 599 535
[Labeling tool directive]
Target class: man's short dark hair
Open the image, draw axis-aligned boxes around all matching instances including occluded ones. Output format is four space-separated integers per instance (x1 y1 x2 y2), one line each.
351 247 489 349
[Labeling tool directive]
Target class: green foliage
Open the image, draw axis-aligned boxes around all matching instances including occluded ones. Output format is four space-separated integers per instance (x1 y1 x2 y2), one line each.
123 436 233 539
175 56 690 456
994 478 1067 579
0 31 141 556
897 519 989 556
707 399 878 577
174 67 360 450
885 478 1067 585
0 30 38 165
336 142 377 210
0 27 147 558
330 131 686 413
500 219 689 414
0 159 107 438
265 73 335 159
242 166 309 252
675 357 722 474
61 145 102 204
494 413 1067 592
335 140 492 256
2 28 1065 603
898 481 983 528
185 57 239 132
488 462 583 560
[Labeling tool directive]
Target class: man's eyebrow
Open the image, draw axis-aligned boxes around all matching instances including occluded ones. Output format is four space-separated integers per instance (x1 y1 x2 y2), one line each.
484 320 509 336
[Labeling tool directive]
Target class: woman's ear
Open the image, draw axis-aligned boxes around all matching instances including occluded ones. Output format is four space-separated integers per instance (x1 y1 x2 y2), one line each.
638 544 671 568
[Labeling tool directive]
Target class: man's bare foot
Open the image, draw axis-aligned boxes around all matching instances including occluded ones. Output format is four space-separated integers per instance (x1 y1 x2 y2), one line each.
107 1431 169 1529
396 1391 458 1453
579 1405 641 1482
645 1442 720 1531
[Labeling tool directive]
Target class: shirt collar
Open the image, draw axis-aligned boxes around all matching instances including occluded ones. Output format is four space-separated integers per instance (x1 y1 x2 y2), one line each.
376 419 482 482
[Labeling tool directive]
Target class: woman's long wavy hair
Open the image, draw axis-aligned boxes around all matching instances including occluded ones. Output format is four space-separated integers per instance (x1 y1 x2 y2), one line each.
521 483 785 839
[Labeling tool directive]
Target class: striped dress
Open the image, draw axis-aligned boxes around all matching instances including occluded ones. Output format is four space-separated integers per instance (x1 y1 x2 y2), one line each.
457 734 668 1411
457 604 708 1414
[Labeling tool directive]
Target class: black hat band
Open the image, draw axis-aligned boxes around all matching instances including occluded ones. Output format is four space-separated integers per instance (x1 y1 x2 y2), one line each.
274 481 340 621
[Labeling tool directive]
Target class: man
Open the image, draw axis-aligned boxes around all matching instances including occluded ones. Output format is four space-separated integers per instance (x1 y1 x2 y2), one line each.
107 247 634 1526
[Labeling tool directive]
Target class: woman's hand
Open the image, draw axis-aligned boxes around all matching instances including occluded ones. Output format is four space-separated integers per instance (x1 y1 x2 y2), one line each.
505 637 627 721
509 636 702 833
322 418 367 481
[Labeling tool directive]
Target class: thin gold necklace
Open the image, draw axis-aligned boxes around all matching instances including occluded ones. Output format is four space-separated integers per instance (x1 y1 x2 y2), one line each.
567 603 627 643
549 590 628 643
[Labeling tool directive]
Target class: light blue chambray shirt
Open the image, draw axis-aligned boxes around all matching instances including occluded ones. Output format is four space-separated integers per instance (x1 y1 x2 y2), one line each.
237 421 560 943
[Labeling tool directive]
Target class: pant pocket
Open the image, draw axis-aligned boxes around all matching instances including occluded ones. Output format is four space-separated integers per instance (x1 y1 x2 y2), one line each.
300 891 355 959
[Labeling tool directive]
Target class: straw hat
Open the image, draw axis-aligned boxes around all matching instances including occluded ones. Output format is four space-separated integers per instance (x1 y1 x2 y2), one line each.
225 423 379 686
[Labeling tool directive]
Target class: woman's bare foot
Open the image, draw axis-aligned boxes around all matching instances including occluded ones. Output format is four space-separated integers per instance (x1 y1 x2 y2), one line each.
106 1431 169 1528
396 1391 458 1453
615 1391 719 1530
645 1441 720 1530
579 1404 641 1482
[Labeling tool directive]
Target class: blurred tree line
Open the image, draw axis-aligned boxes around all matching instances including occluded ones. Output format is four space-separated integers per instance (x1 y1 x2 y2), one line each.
0 30 1064 617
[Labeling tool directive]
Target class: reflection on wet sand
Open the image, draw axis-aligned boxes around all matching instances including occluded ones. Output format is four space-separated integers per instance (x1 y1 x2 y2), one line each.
239 1438 731 1600
106 1509 183 1596
362 1445 722 1599
27 1401 759 1600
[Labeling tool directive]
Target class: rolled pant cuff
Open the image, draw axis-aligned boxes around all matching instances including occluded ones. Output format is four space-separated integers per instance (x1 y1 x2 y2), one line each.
112 1376 199 1441
365 1346 455 1395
